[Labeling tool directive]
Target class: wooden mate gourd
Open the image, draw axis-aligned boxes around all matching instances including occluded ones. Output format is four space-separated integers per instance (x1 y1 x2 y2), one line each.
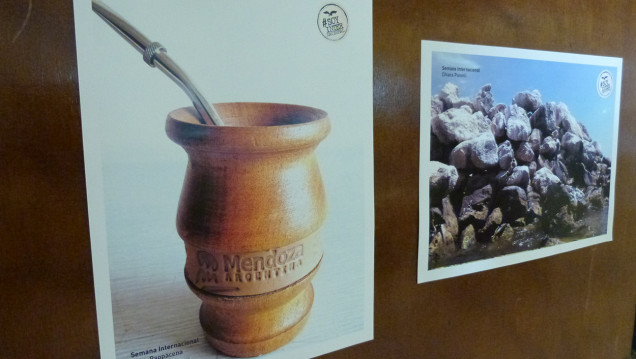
166 103 330 357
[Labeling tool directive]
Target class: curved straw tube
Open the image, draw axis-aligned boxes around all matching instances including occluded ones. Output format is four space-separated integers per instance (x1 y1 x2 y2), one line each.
91 0 224 126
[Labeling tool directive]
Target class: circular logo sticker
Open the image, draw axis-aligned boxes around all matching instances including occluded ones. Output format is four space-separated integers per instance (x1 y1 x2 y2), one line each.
597 70 614 98
317 4 348 41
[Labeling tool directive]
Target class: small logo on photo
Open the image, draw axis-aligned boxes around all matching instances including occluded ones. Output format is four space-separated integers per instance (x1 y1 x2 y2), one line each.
318 4 348 41
597 70 614 98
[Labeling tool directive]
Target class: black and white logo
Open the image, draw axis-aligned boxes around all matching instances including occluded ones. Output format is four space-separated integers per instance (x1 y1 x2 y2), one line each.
318 4 348 41
597 70 614 98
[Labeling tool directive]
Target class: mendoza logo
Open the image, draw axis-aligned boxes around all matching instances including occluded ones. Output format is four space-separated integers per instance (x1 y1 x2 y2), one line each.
196 245 304 287
318 4 348 41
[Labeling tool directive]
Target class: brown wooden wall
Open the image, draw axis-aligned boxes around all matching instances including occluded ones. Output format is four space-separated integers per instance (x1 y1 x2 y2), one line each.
1 1 634 358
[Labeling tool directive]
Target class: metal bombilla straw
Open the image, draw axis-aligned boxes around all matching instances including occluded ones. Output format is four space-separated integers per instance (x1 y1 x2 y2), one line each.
92 0 224 126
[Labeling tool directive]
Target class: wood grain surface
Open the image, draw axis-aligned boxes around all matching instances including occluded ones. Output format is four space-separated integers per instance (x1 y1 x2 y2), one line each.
0 1 99 358
1 1 635 359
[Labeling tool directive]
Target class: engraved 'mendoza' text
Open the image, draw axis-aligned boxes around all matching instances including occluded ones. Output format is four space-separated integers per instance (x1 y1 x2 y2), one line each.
195 245 304 286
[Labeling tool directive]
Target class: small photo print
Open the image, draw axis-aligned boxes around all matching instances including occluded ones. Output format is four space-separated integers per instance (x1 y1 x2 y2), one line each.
418 41 622 283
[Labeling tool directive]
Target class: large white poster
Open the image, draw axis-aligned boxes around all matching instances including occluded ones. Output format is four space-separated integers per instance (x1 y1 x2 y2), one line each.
419 41 622 283
74 1 373 358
